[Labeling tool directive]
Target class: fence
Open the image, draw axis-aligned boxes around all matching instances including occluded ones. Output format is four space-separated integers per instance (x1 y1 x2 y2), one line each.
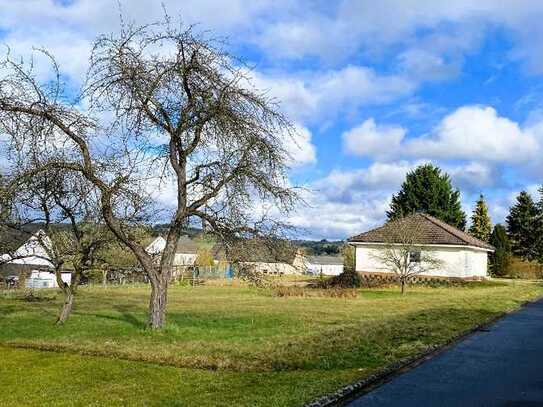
173 265 235 282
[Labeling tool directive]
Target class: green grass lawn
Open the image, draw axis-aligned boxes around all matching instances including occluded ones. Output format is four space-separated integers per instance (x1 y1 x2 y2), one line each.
1 280 542 406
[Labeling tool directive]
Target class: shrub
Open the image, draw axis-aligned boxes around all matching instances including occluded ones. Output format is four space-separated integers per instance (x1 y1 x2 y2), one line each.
322 270 362 289
508 257 543 279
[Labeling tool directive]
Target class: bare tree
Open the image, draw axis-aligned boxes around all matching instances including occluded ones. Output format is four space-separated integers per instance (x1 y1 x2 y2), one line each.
0 167 113 324
369 220 443 293
0 18 299 328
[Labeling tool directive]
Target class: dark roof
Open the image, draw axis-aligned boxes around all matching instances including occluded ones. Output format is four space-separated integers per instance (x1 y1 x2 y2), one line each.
307 256 344 265
348 213 494 251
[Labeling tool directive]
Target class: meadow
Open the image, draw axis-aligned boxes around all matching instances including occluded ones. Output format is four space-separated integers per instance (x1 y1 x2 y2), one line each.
1 279 542 406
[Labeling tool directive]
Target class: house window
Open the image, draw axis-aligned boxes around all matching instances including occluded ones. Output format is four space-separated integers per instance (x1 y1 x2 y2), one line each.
409 251 421 263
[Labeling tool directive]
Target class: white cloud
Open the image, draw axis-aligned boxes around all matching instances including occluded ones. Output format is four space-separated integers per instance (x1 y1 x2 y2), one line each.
288 197 390 240
0 0 291 84
342 119 406 159
0 33 92 84
283 124 317 167
313 161 416 202
4 0 543 81
254 1 485 61
408 106 540 162
0 0 288 34
445 162 498 191
254 1 543 75
286 161 420 239
397 49 460 82
249 66 414 123
344 106 543 164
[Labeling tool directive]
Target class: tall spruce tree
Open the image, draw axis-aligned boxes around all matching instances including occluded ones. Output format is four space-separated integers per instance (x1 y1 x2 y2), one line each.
469 194 492 242
387 164 466 229
489 224 512 277
506 191 538 260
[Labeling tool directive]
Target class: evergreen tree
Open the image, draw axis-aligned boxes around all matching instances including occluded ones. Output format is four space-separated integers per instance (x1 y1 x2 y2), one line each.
533 186 543 263
489 224 511 277
506 191 538 260
468 194 492 242
387 164 466 229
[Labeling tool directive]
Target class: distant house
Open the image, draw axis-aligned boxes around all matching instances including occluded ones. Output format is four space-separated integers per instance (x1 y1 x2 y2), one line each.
306 256 344 276
348 213 494 279
240 249 306 275
0 230 71 288
231 238 306 275
145 235 199 266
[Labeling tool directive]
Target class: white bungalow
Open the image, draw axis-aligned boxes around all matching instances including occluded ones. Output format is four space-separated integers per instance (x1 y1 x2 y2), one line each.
348 213 495 279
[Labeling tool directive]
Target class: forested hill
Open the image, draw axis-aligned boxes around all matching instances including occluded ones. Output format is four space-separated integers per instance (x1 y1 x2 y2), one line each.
150 224 202 238
292 239 344 256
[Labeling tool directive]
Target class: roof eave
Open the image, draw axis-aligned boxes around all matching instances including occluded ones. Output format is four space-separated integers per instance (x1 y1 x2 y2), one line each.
349 241 494 252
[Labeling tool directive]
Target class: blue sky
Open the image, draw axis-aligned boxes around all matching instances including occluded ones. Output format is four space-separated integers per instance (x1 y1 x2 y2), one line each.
2 1 543 239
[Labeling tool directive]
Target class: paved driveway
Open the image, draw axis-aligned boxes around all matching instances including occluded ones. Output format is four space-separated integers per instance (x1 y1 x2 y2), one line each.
347 298 543 407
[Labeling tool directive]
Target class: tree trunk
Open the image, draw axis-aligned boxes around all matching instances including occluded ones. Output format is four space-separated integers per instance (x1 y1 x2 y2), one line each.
148 275 168 329
56 287 74 325
53 264 79 325
401 280 405 294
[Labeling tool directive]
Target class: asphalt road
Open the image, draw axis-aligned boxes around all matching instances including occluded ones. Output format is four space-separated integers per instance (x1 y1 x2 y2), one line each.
346 298 543 407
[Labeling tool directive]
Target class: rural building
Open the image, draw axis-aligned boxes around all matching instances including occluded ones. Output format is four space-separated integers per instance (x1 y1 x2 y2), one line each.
145 235 199 266
0 230 72 288
306 256 344 275
348 213 494 279
239 249 306 275
229 238 307 275
145 235 230 280
25 269 72 289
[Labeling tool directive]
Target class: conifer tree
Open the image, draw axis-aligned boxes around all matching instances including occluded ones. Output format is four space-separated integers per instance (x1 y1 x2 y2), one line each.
469 194 492 242
533 186 543 263
489 224 511 277
506 191 538 260
387 164 466 229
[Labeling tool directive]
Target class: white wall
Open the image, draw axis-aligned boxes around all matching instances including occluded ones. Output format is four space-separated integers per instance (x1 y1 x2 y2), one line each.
307 263 344 276
26 271 72 289
354 244 489 278
174 253 197 266
240 262 300 275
